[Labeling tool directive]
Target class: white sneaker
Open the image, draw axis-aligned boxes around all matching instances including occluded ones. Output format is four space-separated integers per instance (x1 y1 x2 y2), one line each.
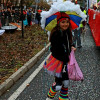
46 97 53 100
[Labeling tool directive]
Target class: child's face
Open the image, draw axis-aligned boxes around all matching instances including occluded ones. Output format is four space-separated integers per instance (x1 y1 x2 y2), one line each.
60 19 70 31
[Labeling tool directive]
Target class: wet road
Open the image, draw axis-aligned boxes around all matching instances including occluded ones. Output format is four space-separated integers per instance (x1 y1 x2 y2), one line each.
0 25 100 100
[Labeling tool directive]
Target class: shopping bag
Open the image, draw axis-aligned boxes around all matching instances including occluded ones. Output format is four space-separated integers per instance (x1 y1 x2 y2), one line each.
67 50 84 81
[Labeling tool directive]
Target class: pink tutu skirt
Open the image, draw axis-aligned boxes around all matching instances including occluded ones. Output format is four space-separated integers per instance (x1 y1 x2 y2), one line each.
43 54 63 77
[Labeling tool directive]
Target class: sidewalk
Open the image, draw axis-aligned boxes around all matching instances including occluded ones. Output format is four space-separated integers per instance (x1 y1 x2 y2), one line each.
0 43 50 96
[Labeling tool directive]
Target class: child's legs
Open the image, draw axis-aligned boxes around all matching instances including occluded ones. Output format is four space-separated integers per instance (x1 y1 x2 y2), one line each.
59 72 69 100
47 77 63 99
59 86 69 100
63 80 69 88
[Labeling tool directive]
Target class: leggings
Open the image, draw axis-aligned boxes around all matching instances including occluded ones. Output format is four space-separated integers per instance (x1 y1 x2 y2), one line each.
47 72 69 99
47 63 69 99
53 71 69 91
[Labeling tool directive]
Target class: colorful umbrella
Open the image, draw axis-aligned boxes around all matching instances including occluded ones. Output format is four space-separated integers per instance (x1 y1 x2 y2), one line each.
41 0 87 31
45 11 83 31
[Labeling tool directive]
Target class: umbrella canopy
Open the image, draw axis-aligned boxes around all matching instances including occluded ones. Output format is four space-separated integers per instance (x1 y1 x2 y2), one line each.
41 0 87 31
45 11 82 31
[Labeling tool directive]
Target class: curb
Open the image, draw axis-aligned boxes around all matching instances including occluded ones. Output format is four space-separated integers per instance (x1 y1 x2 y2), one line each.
0 43 50 96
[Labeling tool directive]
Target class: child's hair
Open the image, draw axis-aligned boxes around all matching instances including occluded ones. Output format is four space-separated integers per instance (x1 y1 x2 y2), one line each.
49 23 72 44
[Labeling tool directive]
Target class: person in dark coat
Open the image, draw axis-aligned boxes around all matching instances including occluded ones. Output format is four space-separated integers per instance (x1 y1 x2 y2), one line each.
1 9 6 26
27 10 32 26
44 12 76 100
6 8 11 23
36 11 41 25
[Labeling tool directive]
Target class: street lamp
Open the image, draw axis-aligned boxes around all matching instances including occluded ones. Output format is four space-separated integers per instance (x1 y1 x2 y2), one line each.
20 0 24 38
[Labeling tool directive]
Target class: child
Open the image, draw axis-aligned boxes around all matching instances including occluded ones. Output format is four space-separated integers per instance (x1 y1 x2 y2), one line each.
44 12 76 100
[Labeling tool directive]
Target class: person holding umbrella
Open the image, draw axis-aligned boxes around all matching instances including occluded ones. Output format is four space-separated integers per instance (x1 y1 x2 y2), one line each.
45 12 76 100
41 1 86 100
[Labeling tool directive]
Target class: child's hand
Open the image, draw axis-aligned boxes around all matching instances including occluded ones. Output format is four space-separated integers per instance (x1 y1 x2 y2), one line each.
71 46 76 51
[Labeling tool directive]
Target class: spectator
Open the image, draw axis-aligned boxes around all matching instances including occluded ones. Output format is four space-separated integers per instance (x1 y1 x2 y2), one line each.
23 10 27 20
36 11 41 25
23 10 28 26
27 10 32 26
11 10 15 22
15 9 20 23
6 8 12 23
72 7 86 48
44 12 76 100
1 9 6 26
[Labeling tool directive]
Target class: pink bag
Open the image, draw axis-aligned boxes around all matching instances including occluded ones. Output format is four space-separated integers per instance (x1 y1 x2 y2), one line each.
67 50 84 81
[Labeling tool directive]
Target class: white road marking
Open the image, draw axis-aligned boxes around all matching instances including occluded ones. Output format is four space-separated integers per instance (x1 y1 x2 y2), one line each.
8 53 51 100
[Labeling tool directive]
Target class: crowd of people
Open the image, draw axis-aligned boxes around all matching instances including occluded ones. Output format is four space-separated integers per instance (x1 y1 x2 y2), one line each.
0 7 42 28
0 8 22 27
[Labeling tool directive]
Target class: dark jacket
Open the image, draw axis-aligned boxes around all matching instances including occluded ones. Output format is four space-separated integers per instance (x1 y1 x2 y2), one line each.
36 12 41 21
50 30 72 63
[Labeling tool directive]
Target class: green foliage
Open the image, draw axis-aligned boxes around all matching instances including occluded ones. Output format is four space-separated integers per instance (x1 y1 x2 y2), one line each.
97 0 100 2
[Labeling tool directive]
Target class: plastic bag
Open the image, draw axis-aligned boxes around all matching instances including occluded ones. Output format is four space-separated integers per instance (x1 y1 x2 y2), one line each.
67 50 84 81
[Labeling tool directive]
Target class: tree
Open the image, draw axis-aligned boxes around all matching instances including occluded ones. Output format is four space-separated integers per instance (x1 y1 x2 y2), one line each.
2 0 50 10
23 0 35 7
38 0 50 10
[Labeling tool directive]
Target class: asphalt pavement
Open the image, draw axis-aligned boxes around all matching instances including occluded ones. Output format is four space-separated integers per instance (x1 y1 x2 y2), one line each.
0 25 100 100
